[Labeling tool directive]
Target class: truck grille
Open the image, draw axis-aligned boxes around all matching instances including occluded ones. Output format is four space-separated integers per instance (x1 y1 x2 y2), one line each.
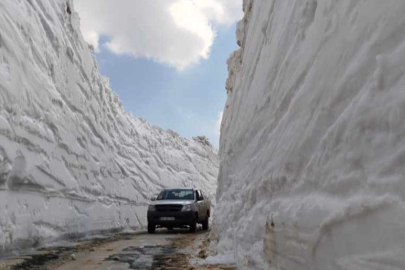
155 204 183 212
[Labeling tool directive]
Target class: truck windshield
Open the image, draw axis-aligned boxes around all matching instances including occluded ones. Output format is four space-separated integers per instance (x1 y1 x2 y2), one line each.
157 189 195 200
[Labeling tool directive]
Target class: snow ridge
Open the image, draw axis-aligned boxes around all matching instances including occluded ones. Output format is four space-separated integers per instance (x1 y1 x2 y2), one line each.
0 0 218 253
213 0 405 269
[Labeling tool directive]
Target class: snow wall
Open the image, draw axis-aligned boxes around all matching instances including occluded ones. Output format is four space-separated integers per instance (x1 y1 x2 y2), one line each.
0 0 218 253
212 0 405 269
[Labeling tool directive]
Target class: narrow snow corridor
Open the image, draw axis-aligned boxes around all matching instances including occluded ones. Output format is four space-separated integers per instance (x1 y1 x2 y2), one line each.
0 0 218 253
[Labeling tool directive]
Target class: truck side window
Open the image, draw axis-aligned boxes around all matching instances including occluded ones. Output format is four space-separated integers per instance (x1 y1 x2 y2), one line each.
196 190 204 201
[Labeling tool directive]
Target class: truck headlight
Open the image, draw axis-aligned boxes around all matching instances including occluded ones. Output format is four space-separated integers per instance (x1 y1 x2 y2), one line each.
181 204 193 212
148 205 156 211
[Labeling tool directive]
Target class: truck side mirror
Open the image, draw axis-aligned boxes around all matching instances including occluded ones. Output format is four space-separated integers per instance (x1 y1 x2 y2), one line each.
197 196 204 202
151 197 156 201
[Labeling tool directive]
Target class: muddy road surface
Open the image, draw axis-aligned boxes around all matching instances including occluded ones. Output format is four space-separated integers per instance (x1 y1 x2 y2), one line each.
0 229 235 270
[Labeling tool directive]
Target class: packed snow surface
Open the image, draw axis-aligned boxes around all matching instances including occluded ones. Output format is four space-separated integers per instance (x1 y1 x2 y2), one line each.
213 0 405 269
0 0 218 253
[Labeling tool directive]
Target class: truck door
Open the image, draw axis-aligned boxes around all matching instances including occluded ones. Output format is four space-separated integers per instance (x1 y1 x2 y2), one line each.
200 190 208 217
197 190 206 220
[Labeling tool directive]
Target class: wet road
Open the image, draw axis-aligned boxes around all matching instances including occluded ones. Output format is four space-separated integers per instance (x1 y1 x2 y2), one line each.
1 229 235 270
56 230 194 270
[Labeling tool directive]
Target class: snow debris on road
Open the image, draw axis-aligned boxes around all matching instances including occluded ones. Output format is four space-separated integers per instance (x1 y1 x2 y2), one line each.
0 0 218 253
212 0 405 269
202 252 236 267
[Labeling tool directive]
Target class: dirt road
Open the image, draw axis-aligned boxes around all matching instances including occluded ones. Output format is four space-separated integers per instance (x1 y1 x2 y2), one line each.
0 229 235 270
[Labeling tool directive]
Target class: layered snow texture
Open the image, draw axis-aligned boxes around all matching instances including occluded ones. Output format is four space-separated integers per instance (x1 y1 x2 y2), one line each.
213 0 405 269
0 0 218 253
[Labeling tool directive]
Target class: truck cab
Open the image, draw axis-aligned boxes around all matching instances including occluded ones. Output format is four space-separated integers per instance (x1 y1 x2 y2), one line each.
147 188 211 233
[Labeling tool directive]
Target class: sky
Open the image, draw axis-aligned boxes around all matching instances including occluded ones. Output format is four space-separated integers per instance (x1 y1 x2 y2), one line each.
74 0 243 148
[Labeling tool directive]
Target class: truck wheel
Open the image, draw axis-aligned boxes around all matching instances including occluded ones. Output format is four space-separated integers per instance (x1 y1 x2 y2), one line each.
148 223 155 234
202 216 209 231
190 217 197 233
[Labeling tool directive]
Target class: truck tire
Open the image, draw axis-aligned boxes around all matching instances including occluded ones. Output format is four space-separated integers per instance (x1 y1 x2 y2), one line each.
148 223 155 234
190 216 197 233
202 216 209 231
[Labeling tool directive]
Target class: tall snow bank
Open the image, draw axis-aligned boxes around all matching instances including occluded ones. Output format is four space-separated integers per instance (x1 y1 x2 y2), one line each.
0 0 218 253
213 0 405 269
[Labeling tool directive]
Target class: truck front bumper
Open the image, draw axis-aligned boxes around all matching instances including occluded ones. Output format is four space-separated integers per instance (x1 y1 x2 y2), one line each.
147 210 195 227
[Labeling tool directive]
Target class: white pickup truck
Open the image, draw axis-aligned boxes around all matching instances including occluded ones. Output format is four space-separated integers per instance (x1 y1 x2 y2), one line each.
146 188 211 233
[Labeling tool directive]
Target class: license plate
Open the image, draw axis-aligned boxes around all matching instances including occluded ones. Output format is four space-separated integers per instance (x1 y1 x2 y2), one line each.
160 217 175 221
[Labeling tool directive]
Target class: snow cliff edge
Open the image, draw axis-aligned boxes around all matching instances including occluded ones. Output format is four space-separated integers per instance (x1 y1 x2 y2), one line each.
213 0 405 269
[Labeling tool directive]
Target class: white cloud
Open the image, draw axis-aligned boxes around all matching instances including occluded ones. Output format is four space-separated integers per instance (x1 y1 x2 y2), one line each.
177 107 196 120
74 0 242 70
